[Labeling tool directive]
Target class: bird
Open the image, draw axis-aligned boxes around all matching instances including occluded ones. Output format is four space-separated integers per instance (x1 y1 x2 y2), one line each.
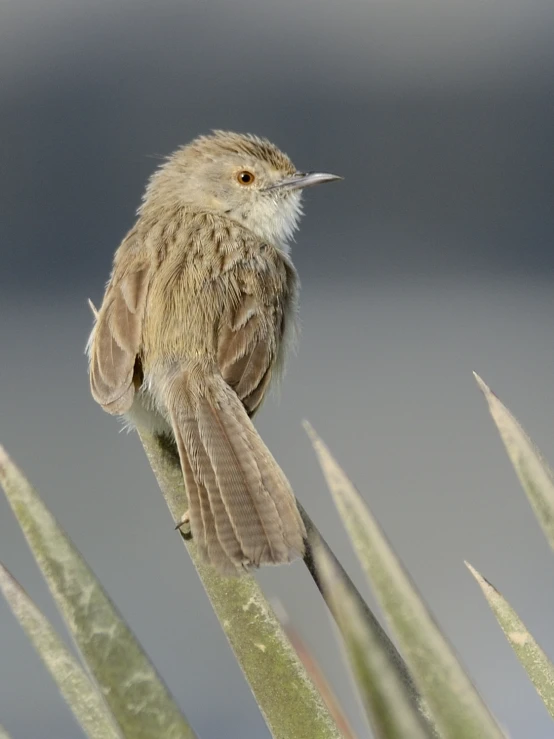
87 130 342 575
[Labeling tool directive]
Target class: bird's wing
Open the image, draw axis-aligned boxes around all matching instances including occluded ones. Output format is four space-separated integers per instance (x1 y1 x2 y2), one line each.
88 251 150 415
216 240 298 417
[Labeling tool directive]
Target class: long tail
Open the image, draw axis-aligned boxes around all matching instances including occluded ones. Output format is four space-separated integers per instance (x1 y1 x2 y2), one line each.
164 370 306 575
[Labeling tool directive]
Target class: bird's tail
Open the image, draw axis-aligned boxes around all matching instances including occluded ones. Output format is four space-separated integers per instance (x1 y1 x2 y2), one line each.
163 369 306 575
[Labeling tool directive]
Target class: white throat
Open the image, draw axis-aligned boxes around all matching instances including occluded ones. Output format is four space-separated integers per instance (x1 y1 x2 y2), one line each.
239 191 304 254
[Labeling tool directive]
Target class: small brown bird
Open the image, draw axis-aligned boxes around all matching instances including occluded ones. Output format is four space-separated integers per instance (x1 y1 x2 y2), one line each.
87 131 341 575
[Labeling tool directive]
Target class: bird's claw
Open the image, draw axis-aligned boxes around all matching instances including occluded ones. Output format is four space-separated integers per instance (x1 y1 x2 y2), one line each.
175 509 191 535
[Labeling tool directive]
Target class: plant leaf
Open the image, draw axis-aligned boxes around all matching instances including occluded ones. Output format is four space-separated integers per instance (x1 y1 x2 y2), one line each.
138 430 342 739
273 599 359 739
0 446 197 739
299 501 434 727
466 562 554 719
314 541 435 739
305 422 505 739
0 562 121 739
474 372 554 553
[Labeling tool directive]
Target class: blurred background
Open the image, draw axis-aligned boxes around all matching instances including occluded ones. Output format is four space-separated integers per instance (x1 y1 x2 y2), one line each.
1 0 554 736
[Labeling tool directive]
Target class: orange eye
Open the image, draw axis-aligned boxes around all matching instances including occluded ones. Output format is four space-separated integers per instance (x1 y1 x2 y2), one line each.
237 170 255 185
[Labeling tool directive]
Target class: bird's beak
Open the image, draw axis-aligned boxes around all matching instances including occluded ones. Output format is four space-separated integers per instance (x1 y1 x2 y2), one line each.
264 171 343 192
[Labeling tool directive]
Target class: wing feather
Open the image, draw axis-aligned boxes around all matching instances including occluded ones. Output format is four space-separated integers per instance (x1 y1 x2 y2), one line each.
89 266 150 414
217 288 281 416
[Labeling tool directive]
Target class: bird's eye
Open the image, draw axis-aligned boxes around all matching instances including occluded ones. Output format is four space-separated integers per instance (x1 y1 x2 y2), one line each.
237 170 255 185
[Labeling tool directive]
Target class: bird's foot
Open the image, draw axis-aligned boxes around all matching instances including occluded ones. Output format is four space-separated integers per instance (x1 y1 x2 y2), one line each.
175 509 191 536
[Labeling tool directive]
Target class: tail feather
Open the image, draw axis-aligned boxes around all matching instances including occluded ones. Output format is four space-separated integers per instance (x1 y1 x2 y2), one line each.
243 422 305 557
167 372 306 573
184 420 246 565
198 395 289 564
176 422 241 573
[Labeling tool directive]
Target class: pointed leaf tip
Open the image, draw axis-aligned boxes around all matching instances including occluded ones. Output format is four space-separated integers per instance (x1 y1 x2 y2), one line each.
473 374 554 554
466 562 554 719
473 371 486 392
302 419 317 442
473 372 497 399
465 562 497 596
464 561 481 582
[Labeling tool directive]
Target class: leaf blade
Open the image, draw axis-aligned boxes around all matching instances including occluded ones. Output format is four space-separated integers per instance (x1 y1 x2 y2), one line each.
466 562 554 719
474 372 554 552
0 562 121 739
305 422 505 739
314 541 434 739
274 599 359 739
139 429 342 739
0 446 197 739
300 502 421 698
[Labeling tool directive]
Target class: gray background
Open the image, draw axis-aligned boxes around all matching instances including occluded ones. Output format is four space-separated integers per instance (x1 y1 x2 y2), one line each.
1 1 554 737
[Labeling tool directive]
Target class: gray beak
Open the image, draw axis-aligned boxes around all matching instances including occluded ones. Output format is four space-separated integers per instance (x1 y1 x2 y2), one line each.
265 171 343 192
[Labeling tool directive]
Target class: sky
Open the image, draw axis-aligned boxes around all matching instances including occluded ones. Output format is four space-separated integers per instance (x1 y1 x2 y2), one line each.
1 1 554 737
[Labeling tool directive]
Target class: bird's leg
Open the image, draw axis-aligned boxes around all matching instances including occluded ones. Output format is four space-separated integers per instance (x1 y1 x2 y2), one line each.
175 509 192 537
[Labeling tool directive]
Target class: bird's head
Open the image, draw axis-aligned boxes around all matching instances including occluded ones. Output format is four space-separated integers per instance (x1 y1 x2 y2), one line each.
141 130 342 250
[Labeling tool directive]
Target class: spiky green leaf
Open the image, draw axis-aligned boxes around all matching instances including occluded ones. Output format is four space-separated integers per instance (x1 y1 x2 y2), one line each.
0 563 121 739
0 446 197 739
314 541 434 739
300 502 420 695
138 429 342 739
466 562 554 718
474 372 554 553
305 422 505 739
